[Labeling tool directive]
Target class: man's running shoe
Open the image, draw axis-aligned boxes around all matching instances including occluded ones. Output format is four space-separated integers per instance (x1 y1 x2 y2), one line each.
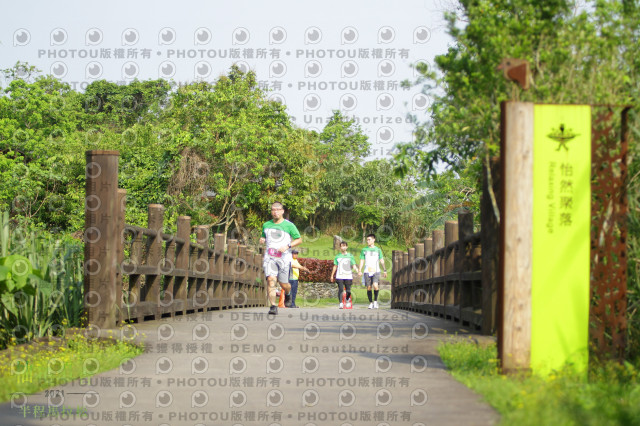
368 303 374 309
373 301 379 309
339 303 344 309
284 293 292 308
268 305 278 315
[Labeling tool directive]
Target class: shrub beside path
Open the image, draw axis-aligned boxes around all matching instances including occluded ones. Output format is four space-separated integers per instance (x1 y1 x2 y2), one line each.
0 306 499 425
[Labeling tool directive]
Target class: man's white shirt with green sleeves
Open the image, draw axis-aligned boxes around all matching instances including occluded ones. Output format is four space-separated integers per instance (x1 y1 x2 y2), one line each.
360 246 384 276
262 219 301 265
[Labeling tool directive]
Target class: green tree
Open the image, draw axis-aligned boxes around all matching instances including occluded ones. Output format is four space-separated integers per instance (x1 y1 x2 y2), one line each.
162 66 318 240
80 79 171 129
0 65 86 230
397 0 638 177
307 111 370 229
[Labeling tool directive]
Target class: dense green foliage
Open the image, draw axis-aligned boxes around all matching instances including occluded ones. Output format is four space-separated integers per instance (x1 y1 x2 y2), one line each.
0 63 437 247
0 212 83 349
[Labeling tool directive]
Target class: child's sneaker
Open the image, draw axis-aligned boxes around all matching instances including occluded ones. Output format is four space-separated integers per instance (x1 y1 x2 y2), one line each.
368 303 374 309
373 301 379 309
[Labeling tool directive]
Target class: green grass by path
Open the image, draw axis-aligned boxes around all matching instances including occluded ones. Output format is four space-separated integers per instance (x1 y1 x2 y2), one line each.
0 330 143 403
438 339 640 425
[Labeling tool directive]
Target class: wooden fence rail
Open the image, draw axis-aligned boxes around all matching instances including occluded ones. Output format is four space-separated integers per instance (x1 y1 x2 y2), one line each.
84 151 266 328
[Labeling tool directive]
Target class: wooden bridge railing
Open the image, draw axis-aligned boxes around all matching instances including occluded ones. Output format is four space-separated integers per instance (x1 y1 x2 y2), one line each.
391 158 500 334
391 211 488 330
84 151 266 328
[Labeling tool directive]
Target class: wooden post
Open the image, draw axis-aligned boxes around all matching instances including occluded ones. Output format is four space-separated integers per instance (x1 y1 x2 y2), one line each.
482 157 500 335
227 239 238 308
195 225 209 309
116 189 126 321
175 216 190 313
432 230 444 315
84 150 119 329
246 248 255 305
254 252 263 306
207 246 216 305
402 252 408 305
444 221 457 318
424 237 433 280
236 245 248 306
143 204 164 306
432 230 444 278
214 234 226 308
408 248 415 284
444 221 458 275
391 251 398 307
415 243 425 283
499 101 534 373
459 211 474 314
424 237 433 306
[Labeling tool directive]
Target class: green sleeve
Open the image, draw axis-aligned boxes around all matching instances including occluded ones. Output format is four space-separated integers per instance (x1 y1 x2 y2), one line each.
359 248 366 260
377 247 384 259
286 221 301 239
350 254 356 265
333 255 339 265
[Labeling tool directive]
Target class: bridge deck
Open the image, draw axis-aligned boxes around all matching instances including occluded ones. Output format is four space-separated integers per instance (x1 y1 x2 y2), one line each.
1 307 499 425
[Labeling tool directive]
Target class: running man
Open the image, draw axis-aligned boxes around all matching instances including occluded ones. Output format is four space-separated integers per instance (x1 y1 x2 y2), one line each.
259 202 302 315
331 241 358 309
358 233 387 309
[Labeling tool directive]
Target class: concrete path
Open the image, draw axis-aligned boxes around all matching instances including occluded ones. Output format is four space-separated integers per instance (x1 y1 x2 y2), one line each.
0 306 499 426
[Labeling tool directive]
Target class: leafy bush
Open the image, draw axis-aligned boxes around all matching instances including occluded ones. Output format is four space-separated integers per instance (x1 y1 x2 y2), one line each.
0 211 83 349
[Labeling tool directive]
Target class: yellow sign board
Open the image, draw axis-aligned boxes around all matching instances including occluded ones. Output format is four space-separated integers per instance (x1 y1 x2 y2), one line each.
531 104 591 375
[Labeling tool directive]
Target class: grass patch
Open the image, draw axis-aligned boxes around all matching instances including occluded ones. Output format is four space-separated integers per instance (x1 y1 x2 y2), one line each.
438 339 640 425
0 330 143 403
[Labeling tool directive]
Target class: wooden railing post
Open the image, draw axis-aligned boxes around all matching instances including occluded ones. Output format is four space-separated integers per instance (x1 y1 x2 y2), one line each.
401 252 408 304
116 189 126 320
227 239 238 308
236 245 248 307
84 150 119 329
214 234 226 309
415 243 425 283
408 247 415 285
459 211 474 319
432 230 444 316
254 252 263 306
444 221 458 319
424 237 433 306
390 251 397 306
482 157 500 335
143 204 164 309
195 225 210 310
444 221 458 275
175 216 190 313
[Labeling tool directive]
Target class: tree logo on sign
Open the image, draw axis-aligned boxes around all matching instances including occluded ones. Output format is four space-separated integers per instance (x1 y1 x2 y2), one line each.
547 123 578 152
